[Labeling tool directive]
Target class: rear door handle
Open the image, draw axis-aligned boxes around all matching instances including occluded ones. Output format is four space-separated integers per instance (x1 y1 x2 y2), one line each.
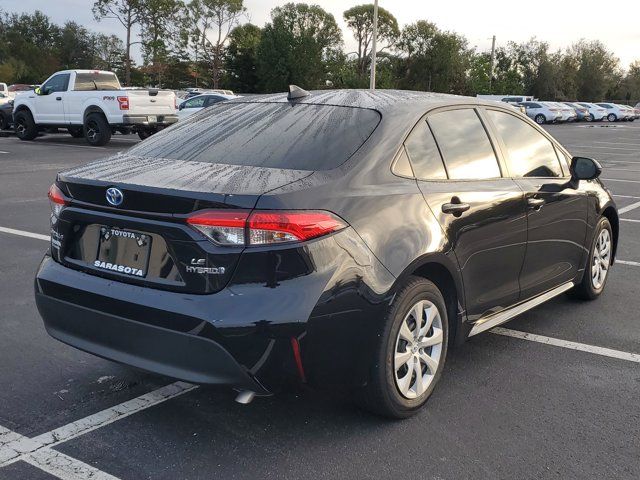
527 198 545 210
442 201 471 216
56 97 62 101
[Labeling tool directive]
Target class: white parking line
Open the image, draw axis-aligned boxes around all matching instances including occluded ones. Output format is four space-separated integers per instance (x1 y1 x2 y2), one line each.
618 260 640 267
621 219 640 223
564 145 639 151
613 194 640 200
595 141 640 147
0 382 196 478
0 425 120 479
602 178 640 184
617 201 640 215
0 226 50 241
491 328 640 364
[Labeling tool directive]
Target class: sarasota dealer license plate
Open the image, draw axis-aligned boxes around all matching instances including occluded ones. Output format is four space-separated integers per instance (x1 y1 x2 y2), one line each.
94 227 151 277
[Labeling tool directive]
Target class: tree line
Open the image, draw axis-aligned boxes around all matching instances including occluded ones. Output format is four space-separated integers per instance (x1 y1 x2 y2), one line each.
1 1 639 103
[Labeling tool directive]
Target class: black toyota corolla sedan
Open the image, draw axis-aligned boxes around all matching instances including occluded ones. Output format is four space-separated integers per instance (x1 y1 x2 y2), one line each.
35 89 618 418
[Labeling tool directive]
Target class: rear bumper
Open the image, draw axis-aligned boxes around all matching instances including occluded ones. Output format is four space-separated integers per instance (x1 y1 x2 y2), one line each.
122 114 178 126
36 291 269 394
35 226 396 392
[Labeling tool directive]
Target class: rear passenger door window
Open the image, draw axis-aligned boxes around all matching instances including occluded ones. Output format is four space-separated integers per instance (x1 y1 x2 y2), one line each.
486 110 563 178
403 120 447 180
427 109 501 180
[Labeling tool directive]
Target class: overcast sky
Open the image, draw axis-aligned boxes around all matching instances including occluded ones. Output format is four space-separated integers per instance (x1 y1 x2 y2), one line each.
3 0 639 68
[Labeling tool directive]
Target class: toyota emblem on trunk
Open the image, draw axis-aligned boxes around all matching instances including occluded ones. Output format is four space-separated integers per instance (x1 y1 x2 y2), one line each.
106 187 124 206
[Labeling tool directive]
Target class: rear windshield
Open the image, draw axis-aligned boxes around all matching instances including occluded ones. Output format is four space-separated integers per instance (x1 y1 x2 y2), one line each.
129 102 381 171
74 73 121 91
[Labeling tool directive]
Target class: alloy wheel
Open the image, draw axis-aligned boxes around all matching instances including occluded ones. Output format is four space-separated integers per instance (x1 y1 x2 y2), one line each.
394 300 444 399
86 121 99 141
591 228 611 290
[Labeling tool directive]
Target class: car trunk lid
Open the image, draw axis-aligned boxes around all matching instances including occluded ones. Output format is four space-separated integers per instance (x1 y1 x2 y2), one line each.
53 154 312 294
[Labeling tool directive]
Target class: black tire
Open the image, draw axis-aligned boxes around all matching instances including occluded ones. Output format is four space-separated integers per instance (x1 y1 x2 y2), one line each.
14 110 38 140
607 113 617 122
356 276 449 419
0 113 8 130
137 128 156 141
534 114 546 125
84 113 111 146
586 114 594 122
68 126 84 138
570 217 613 300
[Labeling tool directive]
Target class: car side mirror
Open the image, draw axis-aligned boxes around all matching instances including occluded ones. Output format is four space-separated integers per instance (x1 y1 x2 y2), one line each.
34 87 42 95
570 157 601 181
179 104 184 111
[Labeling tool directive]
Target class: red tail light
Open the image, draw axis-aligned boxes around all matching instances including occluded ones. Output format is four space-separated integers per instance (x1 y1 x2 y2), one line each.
48 183 68 217
117 96 129 110
187 210 347 246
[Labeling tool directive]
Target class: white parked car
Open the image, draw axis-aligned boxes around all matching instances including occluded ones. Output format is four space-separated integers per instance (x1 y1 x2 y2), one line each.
519 101 562 124
12 70 178 145
177 93 239 120
0 83 9 105
549 102 577 122
596 103 632 122
619 105 636 121
576 102 608 122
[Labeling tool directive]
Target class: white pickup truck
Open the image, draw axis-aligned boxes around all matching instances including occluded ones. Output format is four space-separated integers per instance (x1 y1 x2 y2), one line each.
13 70 178 145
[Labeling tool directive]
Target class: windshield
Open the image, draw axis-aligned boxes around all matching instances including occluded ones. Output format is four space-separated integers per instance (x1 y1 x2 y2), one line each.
129 102 381 171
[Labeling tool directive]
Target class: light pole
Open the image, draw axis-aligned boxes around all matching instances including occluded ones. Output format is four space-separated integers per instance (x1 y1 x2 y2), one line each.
489 35 496 93
370 0 379 90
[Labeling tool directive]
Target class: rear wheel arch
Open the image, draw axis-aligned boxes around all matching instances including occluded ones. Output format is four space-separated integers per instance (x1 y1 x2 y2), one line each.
602 205 619 260
83 105 107 123
395 257 466 347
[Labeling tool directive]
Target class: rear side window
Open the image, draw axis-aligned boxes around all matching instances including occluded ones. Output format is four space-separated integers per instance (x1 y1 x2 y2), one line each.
130 103 381 171
74 73 121 91
486 110 562 178
403 120 447 180
427 109 501 180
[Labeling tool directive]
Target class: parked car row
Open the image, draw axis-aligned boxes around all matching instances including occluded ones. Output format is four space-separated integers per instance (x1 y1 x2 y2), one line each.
519 100 638 124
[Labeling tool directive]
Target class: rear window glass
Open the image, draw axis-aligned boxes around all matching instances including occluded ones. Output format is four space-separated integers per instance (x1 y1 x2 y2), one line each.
130 102 381 171
74 73 121 91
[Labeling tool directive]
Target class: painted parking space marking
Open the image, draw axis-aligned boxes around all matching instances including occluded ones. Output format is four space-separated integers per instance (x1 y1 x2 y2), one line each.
617 201 640 215
618 260 640 267
601 178 640 184
491 328 640 364
0 382 196 478
612 195 640 200
621 219 640 223
0 226 50 241
0 425 119 479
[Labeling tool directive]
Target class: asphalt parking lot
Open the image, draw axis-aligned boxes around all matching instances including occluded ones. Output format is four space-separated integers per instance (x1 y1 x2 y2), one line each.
0 123 639 480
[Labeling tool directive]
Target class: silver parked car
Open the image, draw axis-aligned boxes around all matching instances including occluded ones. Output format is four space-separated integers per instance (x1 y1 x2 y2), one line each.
519 101 562 124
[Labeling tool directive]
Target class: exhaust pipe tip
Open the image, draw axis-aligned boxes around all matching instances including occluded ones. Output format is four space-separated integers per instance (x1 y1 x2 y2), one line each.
235 390 255 405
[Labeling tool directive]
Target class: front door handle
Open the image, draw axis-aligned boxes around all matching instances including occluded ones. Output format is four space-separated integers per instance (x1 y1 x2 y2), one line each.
56 97 62 101
442 198 471 216
527 198 545 210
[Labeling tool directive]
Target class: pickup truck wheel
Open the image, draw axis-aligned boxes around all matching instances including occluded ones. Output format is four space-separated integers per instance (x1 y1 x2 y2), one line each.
0 113 8 130
84 113 111 146
14 111 38 141
137 128 156 141
68 127 84 138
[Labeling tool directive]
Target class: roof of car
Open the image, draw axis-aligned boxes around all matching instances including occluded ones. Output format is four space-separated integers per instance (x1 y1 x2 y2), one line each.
230 89 491 115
